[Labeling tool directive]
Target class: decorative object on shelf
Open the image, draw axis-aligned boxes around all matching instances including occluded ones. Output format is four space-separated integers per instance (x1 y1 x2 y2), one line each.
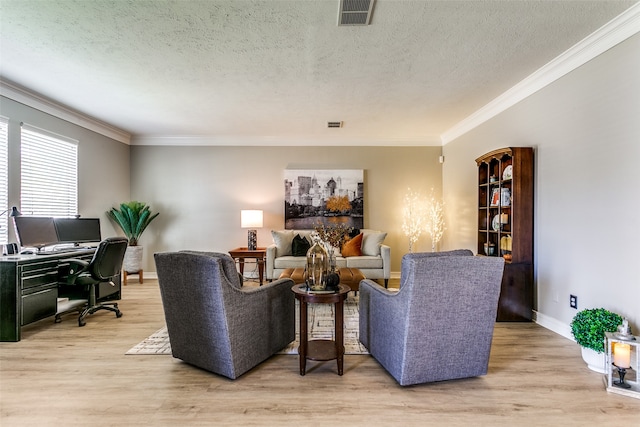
490 175 497 182
305 235 329 291
107 201 159 277
502 165 513 180
401 188 426 252
571 308 624 373
500 213 509 224
241 210 263 251
500 188 511 206
500 235 512 258
490 188 500 206
483 242 496 256
424 189 446 252
605 323 639 399
492 215 500 231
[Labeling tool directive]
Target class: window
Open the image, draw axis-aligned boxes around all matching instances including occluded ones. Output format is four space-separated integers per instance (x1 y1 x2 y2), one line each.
21 124 78 217
0 118 8 244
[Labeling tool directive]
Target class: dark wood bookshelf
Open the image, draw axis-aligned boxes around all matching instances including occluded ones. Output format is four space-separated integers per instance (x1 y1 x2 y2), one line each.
476 147 533 321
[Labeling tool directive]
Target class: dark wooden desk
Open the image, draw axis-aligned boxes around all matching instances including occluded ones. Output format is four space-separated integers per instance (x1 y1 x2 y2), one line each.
0 249 121 341
292 284 350 376
228 247 266 285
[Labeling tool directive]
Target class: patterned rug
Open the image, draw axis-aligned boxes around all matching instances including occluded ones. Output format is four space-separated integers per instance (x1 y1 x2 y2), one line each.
126 295 368 355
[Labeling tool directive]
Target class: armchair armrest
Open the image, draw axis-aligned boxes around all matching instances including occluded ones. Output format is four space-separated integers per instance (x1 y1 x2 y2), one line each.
359 279 407 353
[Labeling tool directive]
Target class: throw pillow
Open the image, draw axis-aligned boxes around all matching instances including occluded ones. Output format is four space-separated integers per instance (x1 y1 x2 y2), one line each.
292 234 311 256
271 230 294 257
362 231 387 256
341 233 363 257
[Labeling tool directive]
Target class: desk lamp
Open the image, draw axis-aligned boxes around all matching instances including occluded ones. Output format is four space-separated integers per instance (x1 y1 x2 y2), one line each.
241 210 263 251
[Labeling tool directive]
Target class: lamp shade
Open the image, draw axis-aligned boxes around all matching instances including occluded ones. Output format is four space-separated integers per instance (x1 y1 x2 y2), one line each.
241 210 263 228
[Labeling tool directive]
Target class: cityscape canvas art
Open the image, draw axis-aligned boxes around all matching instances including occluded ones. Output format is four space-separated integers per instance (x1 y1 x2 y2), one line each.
284 169 364 230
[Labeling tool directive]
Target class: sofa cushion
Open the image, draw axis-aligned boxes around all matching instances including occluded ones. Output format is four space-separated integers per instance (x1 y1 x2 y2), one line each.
362 231 387 256
341 233 363 257
274 255 308 269
292 234 311 256
346 255 383 269
272 230 294 257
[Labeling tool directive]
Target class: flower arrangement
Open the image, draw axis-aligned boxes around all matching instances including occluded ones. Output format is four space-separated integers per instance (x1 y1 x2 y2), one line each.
313 222 353 249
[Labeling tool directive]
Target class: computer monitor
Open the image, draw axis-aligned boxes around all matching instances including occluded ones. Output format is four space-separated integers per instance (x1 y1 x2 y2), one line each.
13 216 59 250
54 218 102 245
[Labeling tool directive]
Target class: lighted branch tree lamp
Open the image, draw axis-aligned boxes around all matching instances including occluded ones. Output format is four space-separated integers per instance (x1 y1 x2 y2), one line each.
241 210 263 251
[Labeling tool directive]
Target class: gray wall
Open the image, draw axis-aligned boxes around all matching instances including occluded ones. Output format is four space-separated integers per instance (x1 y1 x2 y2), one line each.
442 34 640 334
130 145 443 274
0 96 131 241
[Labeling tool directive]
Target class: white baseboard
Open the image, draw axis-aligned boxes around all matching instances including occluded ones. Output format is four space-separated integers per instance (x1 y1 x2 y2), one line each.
533 310 574 342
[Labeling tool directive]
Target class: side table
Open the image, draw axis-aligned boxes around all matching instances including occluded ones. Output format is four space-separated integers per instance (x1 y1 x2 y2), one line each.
228 247 266 285
291 284 351 376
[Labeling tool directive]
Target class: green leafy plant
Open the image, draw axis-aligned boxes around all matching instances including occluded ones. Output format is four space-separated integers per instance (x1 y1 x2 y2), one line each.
107 201 159 246
570 308 623 353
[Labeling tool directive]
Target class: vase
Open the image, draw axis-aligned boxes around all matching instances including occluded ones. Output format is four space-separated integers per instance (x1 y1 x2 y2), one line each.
581 347 606 374
322 242 337 272
306 240 328 291
123 245 143 273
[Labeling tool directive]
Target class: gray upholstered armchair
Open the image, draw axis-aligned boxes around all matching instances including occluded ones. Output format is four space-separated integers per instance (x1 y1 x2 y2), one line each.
154 251 295 379
359 250 505 386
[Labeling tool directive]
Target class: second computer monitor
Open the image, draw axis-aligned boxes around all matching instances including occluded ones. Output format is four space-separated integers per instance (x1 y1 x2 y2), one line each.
54 218 102 245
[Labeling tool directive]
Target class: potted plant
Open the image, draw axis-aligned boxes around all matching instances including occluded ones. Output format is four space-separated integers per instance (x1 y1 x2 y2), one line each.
107 201 159 274
570 308 623 373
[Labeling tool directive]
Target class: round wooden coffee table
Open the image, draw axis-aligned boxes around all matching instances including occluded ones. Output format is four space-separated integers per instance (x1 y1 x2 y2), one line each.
291 283 351 376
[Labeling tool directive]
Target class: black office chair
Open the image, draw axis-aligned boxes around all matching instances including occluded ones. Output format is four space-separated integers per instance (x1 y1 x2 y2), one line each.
56 237 128 326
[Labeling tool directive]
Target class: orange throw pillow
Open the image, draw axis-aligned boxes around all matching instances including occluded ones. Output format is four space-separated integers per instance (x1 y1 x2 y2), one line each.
341 233 363 257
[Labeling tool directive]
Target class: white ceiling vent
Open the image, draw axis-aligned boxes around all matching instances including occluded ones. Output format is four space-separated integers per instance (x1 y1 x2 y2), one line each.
327 121 343 128
338 0 375 26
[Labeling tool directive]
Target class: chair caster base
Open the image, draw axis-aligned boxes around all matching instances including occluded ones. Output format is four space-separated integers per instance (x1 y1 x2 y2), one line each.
77 303 122 326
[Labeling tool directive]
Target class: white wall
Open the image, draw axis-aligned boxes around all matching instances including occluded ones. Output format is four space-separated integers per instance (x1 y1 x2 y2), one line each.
442 34 640 335
0 96 131 241
130 145 442 275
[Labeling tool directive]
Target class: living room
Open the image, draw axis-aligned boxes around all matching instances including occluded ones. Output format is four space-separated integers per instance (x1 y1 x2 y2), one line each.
1 1 639 424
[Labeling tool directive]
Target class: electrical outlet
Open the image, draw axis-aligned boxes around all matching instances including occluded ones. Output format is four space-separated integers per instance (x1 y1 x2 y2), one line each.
570 294 578 309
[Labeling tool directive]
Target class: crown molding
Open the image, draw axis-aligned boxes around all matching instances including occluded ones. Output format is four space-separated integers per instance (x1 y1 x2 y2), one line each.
131 135 441 147
440 3 640 145
0 79 131 144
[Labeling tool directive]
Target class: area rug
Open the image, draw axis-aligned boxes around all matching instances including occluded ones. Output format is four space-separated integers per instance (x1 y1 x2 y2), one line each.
126 295 368 355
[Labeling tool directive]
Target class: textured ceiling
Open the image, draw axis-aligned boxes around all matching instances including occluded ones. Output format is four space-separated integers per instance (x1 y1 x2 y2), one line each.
0 0 636 145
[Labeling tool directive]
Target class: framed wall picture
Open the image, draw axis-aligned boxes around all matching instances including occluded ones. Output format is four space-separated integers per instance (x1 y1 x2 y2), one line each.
284 169 364 230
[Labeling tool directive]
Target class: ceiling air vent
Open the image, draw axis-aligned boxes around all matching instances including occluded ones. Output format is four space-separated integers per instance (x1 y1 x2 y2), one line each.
338 0 375 26
327 121 343 128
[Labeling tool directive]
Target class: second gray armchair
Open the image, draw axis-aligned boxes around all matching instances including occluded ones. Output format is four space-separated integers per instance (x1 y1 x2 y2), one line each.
154 251 295 379
359 250 505 386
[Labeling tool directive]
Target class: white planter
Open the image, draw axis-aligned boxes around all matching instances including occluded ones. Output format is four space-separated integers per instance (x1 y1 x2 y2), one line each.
123 245 143 273
581 347 606 373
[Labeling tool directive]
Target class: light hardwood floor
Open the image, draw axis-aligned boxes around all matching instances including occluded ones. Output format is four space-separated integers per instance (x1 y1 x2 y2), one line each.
1 279 638 426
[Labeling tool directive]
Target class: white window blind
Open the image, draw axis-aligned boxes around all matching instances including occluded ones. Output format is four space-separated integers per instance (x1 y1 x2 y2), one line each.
21 124 78 217
0 118 8 244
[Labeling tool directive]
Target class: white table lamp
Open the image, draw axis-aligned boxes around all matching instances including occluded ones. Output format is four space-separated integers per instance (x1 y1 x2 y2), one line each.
241 210 263 250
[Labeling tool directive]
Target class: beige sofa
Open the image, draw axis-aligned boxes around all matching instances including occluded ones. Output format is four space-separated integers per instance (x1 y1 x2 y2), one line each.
266 229 390 287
